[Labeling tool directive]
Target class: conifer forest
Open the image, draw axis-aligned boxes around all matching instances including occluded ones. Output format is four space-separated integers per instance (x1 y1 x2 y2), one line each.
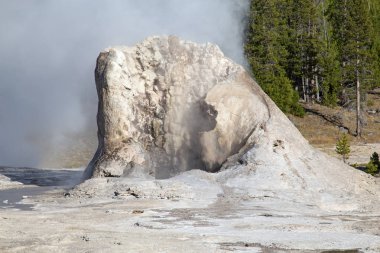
245 0 380 136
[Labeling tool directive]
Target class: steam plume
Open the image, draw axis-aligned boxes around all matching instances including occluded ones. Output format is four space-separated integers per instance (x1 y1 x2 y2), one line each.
0 0 249 167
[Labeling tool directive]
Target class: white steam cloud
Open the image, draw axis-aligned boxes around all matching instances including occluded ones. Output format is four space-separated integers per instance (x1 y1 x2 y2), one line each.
0 0 249 167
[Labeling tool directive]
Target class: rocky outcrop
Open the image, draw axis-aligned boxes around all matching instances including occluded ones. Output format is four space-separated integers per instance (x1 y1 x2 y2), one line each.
84 36 274 178
82 36 379 211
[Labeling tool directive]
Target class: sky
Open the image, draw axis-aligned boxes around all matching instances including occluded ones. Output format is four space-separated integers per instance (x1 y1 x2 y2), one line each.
0 0 250 167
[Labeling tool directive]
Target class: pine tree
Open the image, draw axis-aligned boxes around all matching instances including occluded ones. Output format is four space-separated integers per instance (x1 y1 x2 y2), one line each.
335 133 350 163
286 0 324 103
369 152 380 170
317 0 341 106
328 0 377 136
369 0 380 88
319 42 341 106
245 0 304 116
245 0 379 114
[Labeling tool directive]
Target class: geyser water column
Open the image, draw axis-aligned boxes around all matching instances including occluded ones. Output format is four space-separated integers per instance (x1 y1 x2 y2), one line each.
84 36 269 179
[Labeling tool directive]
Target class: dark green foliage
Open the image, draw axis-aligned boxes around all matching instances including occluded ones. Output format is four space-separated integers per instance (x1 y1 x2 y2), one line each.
367 0 380 89
245 0 304 116
317 0 341 107
366 161 378 175
370 152 380 165
245 0 380 114
328 0 378 104
285 0 325 103
370 151 380 169
364 152 379 175
319 42 341 106
327 0 379 136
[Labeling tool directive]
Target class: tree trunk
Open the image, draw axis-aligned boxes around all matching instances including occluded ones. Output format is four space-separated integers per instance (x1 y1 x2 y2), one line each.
356 46 361 137
302 76 306 101
321 0 329 44
356 73 361 137
315 74 320 102
306 77 310 103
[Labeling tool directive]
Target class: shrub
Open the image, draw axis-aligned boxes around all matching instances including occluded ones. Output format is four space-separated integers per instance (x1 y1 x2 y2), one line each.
370 152 380 168
367 152 380 175
366 161 378 176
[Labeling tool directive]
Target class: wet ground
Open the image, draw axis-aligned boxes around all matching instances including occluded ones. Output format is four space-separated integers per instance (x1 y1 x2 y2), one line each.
0 167 82 210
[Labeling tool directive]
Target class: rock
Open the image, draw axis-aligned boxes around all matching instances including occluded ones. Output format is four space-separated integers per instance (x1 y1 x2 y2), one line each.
83 36 379 210
367 109 377 114
84 35 266 178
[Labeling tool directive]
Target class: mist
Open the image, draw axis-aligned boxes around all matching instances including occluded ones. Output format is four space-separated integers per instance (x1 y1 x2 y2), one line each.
0 0 249 167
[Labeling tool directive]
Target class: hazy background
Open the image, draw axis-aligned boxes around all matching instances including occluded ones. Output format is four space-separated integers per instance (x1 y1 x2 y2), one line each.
0 0 249 167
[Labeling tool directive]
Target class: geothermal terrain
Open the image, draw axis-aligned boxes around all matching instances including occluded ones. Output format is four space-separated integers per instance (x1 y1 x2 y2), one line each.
1 37 380 253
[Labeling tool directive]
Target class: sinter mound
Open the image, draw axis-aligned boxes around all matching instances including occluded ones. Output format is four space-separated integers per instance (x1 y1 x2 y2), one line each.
83 36 379 210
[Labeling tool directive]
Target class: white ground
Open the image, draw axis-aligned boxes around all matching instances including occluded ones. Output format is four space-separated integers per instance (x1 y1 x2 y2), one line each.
0 174 22 190
0 166 379 253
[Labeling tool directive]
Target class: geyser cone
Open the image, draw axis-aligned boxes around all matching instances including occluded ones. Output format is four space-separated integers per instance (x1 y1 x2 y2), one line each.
84 36 273 179
80 35 380 212
83 36 376 206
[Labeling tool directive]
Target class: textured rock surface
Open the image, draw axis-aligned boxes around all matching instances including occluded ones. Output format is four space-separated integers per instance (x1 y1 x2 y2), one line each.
84 36 272 178
84 36 378 211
